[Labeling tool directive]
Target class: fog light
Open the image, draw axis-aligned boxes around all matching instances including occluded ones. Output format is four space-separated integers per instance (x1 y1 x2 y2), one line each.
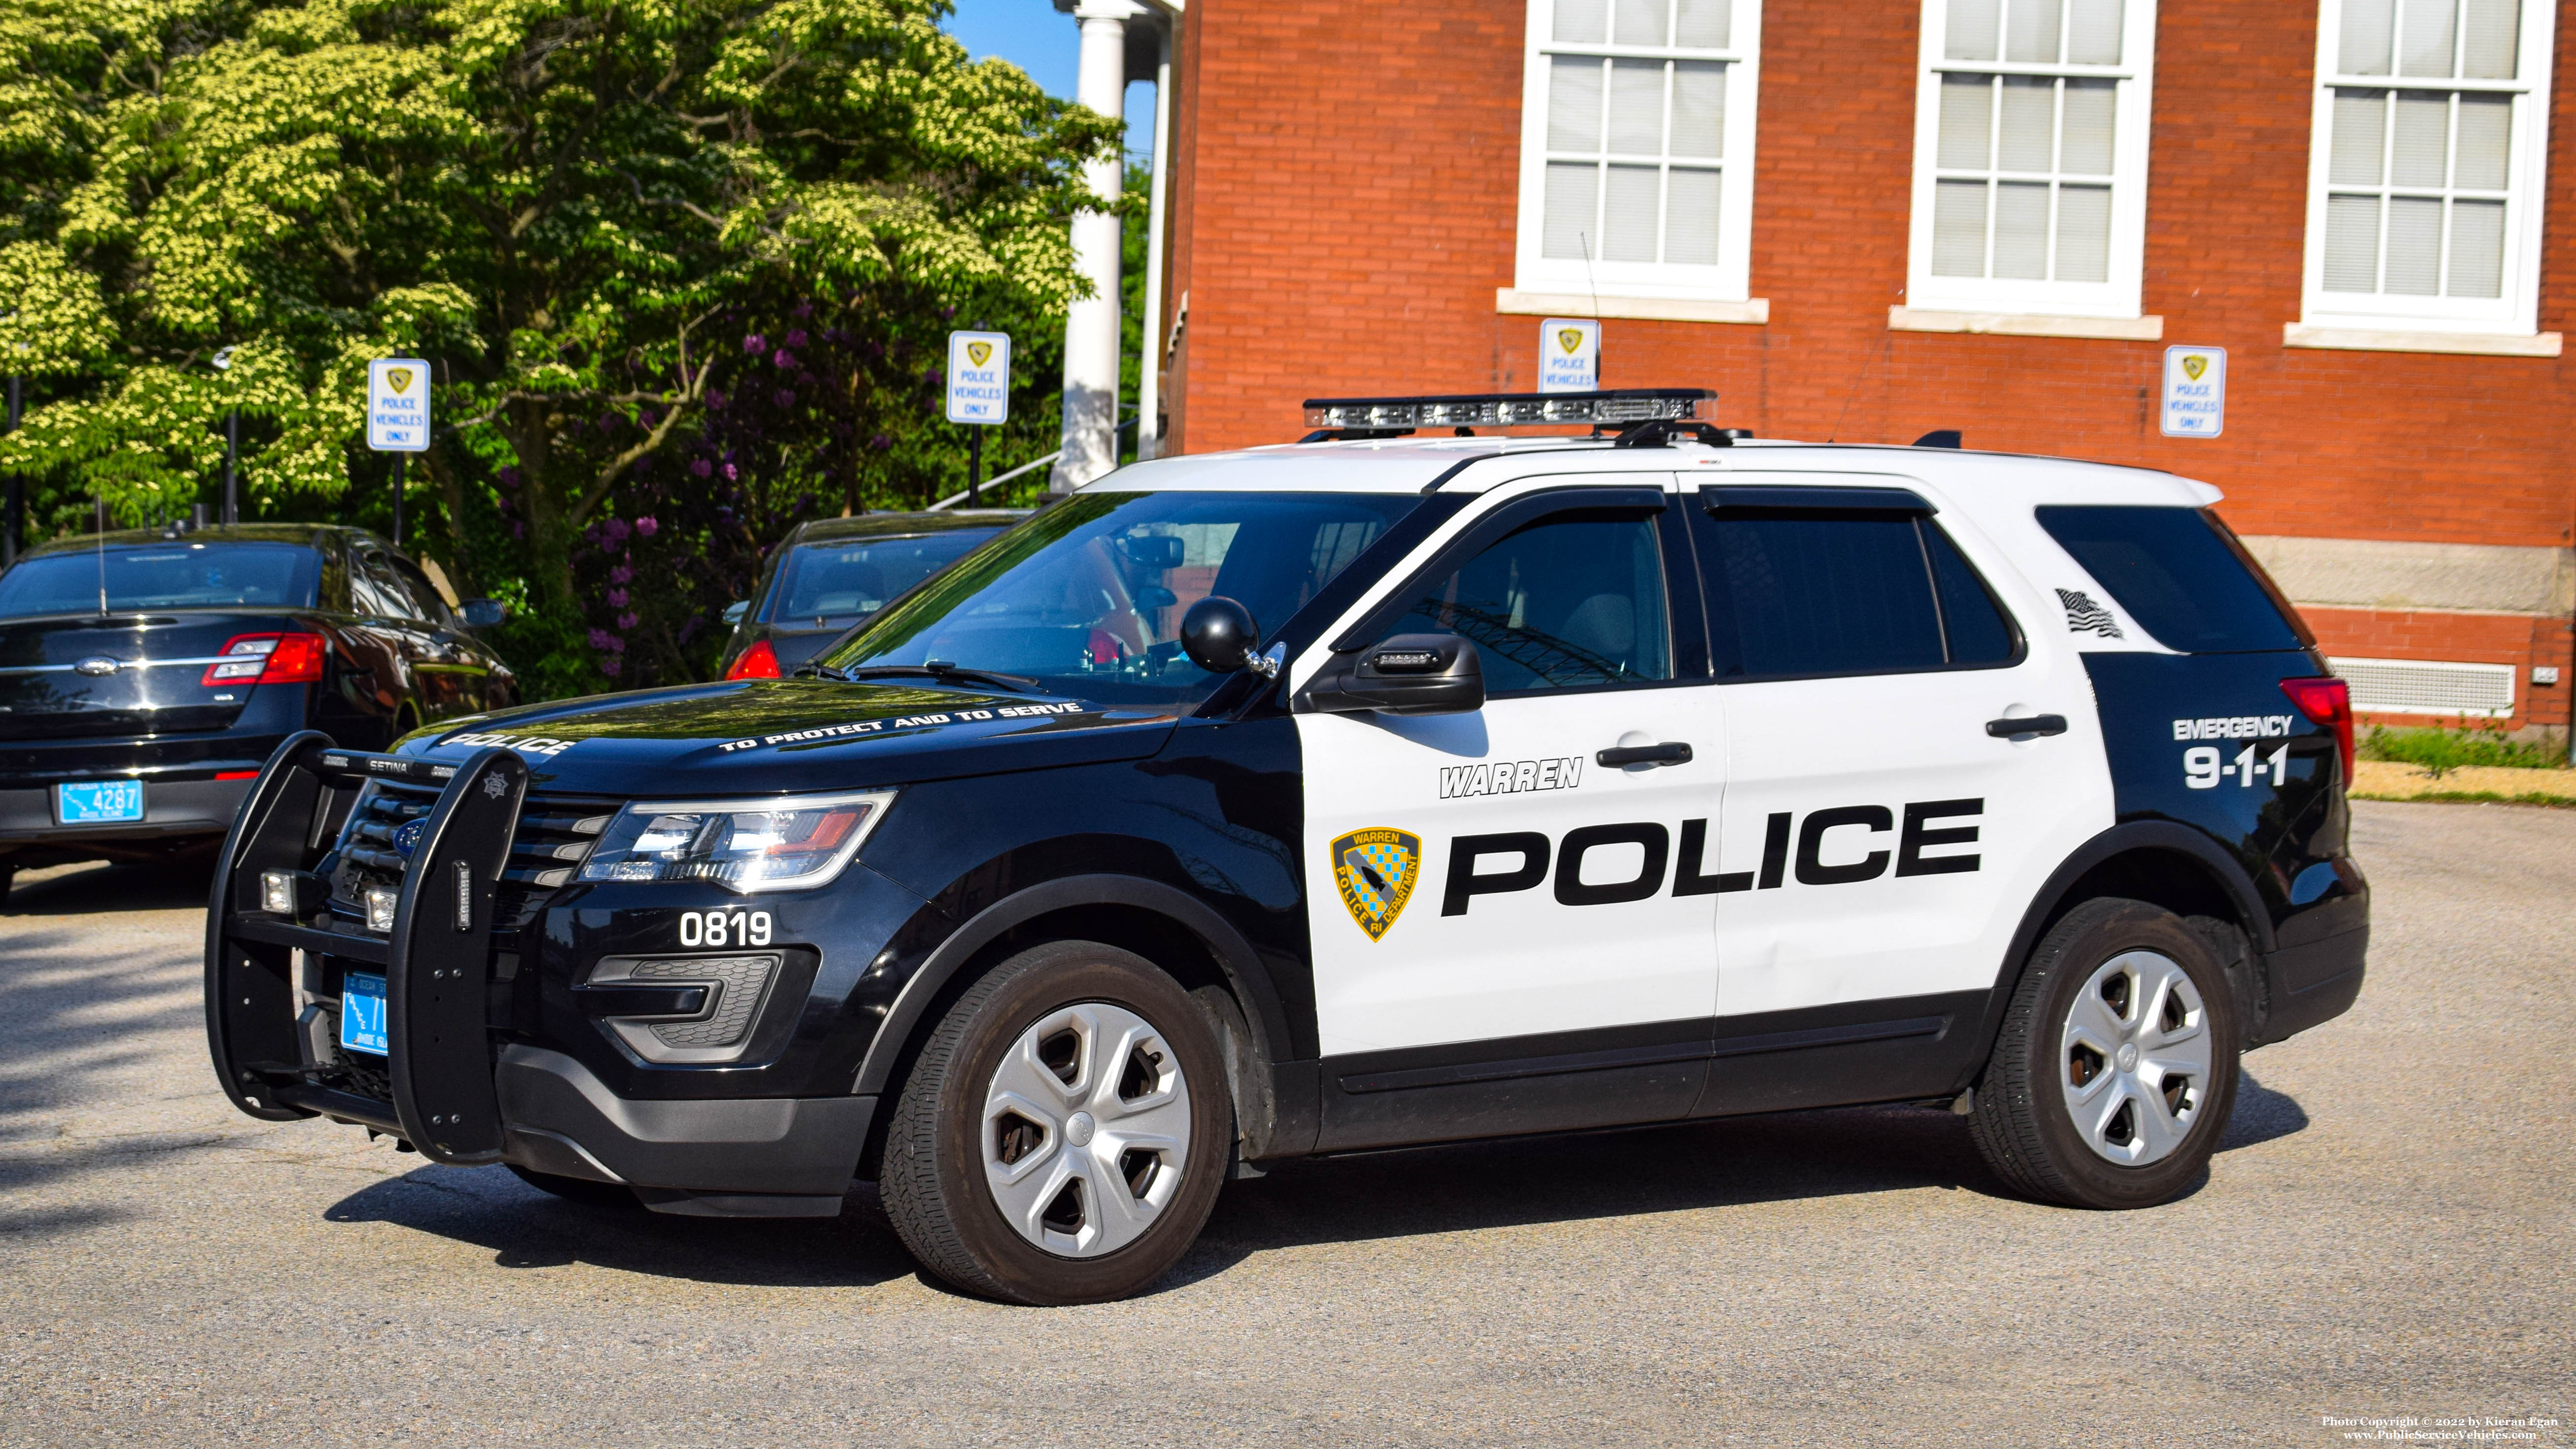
364 885 399 933
261 870 296 914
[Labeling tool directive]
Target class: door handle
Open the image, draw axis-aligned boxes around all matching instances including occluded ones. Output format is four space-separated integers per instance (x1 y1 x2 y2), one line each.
1597 741 1694 768
1986 714 2069 739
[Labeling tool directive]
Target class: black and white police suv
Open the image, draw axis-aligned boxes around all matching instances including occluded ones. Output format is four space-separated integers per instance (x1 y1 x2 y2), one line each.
206 389 2367 1304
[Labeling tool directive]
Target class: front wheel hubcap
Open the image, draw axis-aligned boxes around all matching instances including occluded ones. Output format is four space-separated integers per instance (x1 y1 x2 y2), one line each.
982 1002 1191 1258
2060 950 2212 1166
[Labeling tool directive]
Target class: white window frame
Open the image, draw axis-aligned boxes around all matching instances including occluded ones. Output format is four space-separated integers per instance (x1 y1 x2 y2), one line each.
1509 0 1766 306
2296 0 2557 337
1902 0 2160 320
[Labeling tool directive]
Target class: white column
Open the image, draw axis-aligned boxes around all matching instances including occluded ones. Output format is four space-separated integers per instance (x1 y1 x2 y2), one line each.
1134 25 1174 460
1051 0 1144 493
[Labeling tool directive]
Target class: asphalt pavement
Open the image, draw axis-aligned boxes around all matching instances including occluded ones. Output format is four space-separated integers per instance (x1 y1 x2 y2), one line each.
1 800 2569 1447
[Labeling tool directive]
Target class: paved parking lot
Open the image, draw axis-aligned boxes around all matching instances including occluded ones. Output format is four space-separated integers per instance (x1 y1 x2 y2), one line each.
1 800 2569 1447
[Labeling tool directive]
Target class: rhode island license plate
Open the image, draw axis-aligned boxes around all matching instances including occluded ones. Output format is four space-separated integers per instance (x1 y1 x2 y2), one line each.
340 972 390 1056
55 778 143 824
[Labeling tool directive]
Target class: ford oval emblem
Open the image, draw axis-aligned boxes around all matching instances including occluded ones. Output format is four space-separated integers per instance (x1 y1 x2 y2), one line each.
73 656 119 676
394 819 425 858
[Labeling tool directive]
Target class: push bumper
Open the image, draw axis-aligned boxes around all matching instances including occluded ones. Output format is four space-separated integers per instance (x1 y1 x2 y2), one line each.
497 1046 871 1216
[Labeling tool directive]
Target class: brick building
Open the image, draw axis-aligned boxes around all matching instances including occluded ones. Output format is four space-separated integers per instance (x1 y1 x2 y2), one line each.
1129 0 2575 740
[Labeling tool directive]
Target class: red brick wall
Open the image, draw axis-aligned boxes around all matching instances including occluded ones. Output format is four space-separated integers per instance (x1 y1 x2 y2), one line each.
2304 608 2575 730
1159 0 2576 689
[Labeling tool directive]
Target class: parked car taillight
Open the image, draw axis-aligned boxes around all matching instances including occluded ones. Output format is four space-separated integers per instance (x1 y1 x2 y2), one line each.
724 638 782 680
204 633 327 686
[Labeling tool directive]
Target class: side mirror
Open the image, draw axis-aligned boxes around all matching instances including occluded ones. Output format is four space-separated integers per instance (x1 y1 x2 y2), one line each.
1180 596 1262 674
723 600 750 628
460 598 508 629
1295 634 1485 716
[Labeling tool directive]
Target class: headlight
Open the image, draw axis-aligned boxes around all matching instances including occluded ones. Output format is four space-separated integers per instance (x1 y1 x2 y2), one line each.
576 790 895 893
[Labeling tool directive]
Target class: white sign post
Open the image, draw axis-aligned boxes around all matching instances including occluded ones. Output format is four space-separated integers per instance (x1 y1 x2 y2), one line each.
945 331 1010 504
2160 346 2226 438
367 358 430 545
1539 318 1601 393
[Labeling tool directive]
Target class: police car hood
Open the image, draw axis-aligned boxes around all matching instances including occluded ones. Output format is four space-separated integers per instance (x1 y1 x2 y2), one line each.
396 679 1181 795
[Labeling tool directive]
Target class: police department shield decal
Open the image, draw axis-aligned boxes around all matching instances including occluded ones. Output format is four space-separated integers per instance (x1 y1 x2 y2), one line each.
1331 828 1420 941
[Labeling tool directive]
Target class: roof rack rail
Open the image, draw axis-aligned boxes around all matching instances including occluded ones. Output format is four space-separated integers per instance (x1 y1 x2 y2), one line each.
1301 388 1714 432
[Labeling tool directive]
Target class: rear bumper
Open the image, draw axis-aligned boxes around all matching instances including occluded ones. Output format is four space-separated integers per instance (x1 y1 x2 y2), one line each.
2256 925 2368 1046
0 775 251 853
496 1045 871 1214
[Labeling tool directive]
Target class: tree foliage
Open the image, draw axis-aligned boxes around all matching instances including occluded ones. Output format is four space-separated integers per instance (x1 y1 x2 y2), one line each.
0 0 1116 691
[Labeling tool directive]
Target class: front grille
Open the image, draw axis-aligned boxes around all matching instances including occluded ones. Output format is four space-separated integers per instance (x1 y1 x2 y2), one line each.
327 780 618 930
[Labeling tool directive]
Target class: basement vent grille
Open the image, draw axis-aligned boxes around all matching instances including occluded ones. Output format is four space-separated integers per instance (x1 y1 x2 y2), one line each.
2329 657 2517 718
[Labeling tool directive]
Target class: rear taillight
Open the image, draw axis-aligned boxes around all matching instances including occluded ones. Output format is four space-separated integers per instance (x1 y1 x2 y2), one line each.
2280 676 2354 780
725 638 782 680
204 633 327 686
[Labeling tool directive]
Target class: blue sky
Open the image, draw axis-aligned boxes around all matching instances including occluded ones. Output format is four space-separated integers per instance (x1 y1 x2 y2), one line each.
942 0 1156 163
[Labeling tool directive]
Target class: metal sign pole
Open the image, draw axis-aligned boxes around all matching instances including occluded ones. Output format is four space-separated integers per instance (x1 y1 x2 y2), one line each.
391 455 405 548
968 427 982 508
3 375 19 565
223 412 238 525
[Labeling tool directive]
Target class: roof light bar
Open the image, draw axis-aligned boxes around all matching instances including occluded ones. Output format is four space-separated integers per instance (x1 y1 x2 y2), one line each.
1301 388 1715 431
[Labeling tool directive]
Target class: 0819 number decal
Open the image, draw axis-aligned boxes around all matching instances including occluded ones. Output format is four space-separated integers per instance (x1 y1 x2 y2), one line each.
2184 743 2286 790
678 910 772 947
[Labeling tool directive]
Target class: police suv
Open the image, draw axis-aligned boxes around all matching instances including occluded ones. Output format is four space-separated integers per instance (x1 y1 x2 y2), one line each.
206 390 2367 1305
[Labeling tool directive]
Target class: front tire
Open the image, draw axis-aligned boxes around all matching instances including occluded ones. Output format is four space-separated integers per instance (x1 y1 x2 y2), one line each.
881 940 1233 1305
1968 898 2241 1209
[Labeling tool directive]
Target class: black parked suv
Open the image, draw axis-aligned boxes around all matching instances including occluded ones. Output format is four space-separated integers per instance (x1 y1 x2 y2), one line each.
717 511 1019 679
0 523 512 897
206 392 2366 1305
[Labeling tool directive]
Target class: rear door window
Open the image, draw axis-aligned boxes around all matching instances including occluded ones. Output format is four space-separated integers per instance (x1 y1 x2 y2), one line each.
2035 506 2305 654
1693 500 2020 679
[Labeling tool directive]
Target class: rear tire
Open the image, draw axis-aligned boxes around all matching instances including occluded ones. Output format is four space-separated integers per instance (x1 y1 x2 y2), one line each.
881 940 1233 1305
505 1163 640 1209
1968 897 2241 1209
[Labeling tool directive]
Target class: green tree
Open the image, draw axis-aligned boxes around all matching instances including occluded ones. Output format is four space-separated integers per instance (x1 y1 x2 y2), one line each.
0 0 1117 687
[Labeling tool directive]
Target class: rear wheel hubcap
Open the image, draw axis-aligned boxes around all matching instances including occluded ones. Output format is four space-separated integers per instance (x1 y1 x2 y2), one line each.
2060 950 2212 1166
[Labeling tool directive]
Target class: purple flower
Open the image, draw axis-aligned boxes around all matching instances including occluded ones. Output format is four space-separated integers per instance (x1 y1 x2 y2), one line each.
635 516 658 537
498 466 520 487
742 333 767 354
609 564 632 584
587 628 613 650
785 329 809 350
870 433 893 451
774 389 796 408
606 588 629 608
722 463 738 481
772 350 796 370
691 458 712 478
601 518 632 547
616 611 639 630
924 368 943 387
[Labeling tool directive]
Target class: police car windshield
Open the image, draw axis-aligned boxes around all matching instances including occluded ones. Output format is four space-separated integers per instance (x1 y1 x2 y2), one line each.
821 491 1420 706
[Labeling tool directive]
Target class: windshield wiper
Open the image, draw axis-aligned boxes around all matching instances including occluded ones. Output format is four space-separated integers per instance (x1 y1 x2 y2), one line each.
833 662 1046 695
792 661 855 682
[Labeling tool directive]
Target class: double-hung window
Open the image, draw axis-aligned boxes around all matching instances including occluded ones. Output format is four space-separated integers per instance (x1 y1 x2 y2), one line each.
1904 0 2159 321
2297 0 2557 341
1511 0 1764 308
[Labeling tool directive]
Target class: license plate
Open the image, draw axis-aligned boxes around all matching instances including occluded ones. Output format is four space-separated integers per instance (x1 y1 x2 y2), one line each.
56 779 144 824
340 972 390 1056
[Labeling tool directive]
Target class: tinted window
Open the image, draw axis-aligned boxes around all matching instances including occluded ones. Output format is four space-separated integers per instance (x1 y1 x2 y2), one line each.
357 551 424 621
1926 527 2018 665
829 492 1418 707
1700 514 2018 678
769 529 1002 627
390 558 458 628
1388 513 1671 693
0 543 322 615
2036 506 2303 654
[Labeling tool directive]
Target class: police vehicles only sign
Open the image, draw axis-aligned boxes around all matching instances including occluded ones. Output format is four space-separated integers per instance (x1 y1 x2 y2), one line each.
2160 346 2225 438
366 358 430 452
945 331 1011 425
1539 318 1600 393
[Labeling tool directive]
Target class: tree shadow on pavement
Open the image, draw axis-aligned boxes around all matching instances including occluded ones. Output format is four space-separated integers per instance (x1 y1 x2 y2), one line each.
323 1165 918 1290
